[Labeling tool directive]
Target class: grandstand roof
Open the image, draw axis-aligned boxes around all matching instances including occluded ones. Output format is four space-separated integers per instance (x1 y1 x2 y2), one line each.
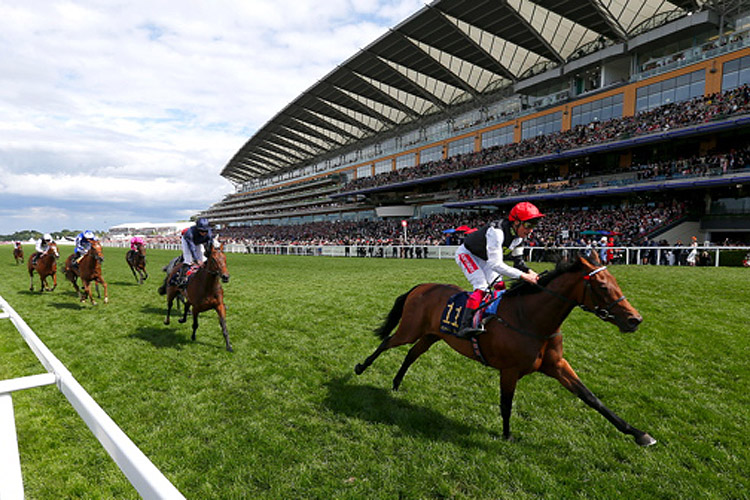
221 0 727 184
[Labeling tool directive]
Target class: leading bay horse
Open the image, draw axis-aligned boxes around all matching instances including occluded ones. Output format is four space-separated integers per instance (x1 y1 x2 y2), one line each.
355 250 656 446
64 240 109 305
28 242 59 292
126 241 148 284
161 241 232 351
13 244 24 264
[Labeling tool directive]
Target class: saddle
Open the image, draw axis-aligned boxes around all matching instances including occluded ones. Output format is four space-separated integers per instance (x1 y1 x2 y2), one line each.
439 289 504 337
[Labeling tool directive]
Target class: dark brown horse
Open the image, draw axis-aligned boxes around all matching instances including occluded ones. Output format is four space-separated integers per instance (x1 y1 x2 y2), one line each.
161 242 232 351
355 250 656 446
28 242 59 292
13 244 24 264
126 242 148 284
64 240 109 305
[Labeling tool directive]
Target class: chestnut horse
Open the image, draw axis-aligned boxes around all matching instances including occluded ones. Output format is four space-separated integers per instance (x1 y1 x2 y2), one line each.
28 242 59 292
355 251 656 446
64 240 109 305
13 244 24 264
161 242 232 351
126 242 148 284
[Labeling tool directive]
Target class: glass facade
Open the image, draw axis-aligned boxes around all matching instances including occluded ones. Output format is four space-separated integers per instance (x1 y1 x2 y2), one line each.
635 69 704 112
521 111 562 140
448 136 474 156
722 54 750 91
571 94 623 127
396 153 416 170
420 145 443 163
481 125 514 149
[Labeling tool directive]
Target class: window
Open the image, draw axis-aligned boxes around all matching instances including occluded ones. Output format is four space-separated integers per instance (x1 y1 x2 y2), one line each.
521 112 562 140
481 125 514 149
636 70 705 112
420 145 443 163
447 136 474 156
722 54 750 91
571 94 623 127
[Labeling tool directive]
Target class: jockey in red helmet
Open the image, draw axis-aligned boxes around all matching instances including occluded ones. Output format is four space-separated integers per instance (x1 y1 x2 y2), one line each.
454 201 544 338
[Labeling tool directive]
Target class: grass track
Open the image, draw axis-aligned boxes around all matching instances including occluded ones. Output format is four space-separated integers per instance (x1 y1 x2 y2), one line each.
1 245 749 499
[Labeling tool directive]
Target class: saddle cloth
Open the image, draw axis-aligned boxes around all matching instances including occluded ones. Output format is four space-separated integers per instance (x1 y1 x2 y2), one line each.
439 290 505 337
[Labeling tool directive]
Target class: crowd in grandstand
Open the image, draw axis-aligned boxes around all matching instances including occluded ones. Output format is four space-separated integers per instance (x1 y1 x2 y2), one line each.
340 84 750 194
208 201 688 249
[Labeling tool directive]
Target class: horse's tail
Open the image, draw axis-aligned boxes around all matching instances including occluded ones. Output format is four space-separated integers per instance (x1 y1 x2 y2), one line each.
373 284 421 341
157 276 168 295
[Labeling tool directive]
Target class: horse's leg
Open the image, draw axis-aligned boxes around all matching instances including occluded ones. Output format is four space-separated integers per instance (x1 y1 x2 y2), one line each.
40 275 47 293
50 273 57 291
541 357 656 446
216 303 232 352
355 335 394 375
85 281 97 305
164 290 175 325
29 269 34 291
129 264 139 283
191 310 199 342
179 300 190 324
500 368 520 441
99 279 108 304
392 334 440 390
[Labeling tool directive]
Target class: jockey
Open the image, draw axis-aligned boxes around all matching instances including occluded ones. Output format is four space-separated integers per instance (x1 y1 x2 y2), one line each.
454 201 544 338
32 233 54 266
73 230 97 265
176 218 213 287
130 235 145 251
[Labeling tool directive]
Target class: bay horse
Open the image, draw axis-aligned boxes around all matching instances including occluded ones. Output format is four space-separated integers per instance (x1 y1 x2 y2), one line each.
161 242 232 351
355 250 656 446
13 244 24 264
126 242 148 284
64 240 109 305
28 242 59 292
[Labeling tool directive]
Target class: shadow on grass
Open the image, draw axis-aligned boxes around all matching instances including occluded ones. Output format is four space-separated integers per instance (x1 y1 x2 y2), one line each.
141 305 167 315
130 326 190 349
323 375 493 450
49 301 84 310
110 280 138 287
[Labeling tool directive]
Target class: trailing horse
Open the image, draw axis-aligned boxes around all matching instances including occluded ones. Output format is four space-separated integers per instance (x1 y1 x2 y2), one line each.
355 250 655 446
161 241 232 351
13 244 24 264
126 241 148 284
28 242 59 292
64 240 109 305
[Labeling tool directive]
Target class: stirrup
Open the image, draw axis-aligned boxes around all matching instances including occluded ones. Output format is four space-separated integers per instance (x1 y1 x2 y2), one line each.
456 325 484 339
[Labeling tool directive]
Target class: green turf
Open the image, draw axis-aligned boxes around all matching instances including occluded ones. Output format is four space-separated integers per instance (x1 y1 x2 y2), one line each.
1 245 749 499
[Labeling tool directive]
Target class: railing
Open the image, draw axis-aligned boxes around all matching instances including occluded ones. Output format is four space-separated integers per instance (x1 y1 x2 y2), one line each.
0 296 185 500
102 242 750 267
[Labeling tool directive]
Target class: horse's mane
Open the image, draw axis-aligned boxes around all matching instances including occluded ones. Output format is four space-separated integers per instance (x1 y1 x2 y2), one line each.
503 251 592 298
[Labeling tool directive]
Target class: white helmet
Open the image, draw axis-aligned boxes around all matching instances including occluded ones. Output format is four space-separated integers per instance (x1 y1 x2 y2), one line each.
43 233 52 241
83 230 95 239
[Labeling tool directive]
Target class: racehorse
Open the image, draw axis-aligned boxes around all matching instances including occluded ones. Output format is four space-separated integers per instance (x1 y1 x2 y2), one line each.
161 241 232 351
64 240 109 305
28 242 59 292
126 241 148 284
355 250 656 446
13 244 24 264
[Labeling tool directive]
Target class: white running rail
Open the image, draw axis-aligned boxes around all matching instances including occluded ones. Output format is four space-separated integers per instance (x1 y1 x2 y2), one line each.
0 295 185 500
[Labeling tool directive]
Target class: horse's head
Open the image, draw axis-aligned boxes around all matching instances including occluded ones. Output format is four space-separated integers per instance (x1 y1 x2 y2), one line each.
49 242 59 258
206 241 230 283
90 240 104 262
136 242 146 256
576 251 642 333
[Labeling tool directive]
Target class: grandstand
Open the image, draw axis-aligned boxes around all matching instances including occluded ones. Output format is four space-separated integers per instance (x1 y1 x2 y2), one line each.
200 0 750 246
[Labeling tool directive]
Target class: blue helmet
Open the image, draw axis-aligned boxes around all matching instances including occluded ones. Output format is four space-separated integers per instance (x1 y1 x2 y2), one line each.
195 218 210 231
83 230 95 239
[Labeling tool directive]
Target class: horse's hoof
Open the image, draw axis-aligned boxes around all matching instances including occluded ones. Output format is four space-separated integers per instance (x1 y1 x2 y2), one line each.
104 298 108 304
354 364 365 375
178 318 186 324
164 319 170 325
635 433 657 446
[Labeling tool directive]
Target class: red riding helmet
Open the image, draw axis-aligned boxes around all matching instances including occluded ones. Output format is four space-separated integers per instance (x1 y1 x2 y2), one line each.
509 202 545 222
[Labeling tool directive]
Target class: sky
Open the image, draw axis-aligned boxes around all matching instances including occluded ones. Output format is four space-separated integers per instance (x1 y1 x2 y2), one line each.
0 0 424 235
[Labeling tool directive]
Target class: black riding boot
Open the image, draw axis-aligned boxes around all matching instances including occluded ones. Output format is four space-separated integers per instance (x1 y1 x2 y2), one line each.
455 307 484 339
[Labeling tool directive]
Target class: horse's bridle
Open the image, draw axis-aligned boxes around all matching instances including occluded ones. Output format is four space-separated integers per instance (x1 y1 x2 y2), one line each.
578 266 627 321
534 266 626 322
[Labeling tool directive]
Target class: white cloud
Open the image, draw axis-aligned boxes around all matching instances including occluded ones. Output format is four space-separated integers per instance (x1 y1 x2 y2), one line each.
0 0 424 234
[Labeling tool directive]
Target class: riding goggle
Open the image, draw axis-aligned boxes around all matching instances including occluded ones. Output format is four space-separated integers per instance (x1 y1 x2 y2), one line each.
521 221 538 229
